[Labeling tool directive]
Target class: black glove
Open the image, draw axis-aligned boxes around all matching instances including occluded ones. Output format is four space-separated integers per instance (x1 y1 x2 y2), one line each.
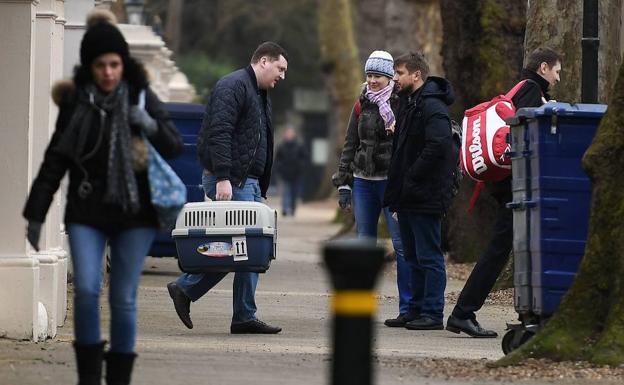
26 221 42 252
128 105 158 136
338 188 352 211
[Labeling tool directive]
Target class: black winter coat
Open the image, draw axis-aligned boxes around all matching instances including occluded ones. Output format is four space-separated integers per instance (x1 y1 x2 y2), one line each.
275 140 308 182
197 66 274 197
23 82 184 234
384 77 456 214
332 90 399 187
487 69 551 203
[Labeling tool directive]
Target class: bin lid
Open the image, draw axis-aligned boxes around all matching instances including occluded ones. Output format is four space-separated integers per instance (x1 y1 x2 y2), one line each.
516 102 607 119
165 102 204 119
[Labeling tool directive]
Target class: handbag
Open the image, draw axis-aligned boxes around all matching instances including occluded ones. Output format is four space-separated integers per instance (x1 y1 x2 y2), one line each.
139 91 187 229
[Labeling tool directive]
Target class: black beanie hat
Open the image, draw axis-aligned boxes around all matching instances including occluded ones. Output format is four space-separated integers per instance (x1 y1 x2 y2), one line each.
80 12 129 68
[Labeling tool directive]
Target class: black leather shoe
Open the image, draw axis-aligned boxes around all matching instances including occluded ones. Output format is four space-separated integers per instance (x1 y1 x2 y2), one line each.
404 316 444 330
167 282 193 329
231 319 282 334
446 315 498 338
384 312 419 327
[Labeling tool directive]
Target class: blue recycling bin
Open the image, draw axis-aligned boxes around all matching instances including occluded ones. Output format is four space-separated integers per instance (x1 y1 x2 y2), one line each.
508 103 606 317
148 102 205 257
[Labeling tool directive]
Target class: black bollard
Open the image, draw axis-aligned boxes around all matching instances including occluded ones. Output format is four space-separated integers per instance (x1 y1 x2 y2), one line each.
323 239 386 385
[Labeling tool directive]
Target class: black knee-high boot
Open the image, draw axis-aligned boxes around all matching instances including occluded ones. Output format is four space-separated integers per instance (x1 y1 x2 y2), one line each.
73 341 105 385
105 352 137 385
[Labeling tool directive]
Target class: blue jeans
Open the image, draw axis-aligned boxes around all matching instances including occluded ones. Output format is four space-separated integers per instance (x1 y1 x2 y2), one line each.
281 179 300 215
176 175 261 324
67 224 157 353
397 212 446 321
352 177 411 314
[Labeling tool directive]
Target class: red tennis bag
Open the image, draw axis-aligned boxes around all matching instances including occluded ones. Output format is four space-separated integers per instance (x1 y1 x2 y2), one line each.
460 80 530 182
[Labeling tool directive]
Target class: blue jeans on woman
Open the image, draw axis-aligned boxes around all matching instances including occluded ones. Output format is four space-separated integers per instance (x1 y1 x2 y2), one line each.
67 224 157 353
397 212 446 321
175 175 261 324
352 177 411 314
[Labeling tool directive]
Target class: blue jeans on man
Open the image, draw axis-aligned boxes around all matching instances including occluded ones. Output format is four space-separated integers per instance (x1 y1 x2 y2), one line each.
281 178 301 216
175 174 260 324
352 177 411 315
397 212 446 328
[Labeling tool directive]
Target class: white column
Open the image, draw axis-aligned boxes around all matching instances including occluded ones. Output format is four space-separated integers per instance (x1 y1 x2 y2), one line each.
63 0 94 77
0 0 42 341
53 0 68 328
33 0 61 339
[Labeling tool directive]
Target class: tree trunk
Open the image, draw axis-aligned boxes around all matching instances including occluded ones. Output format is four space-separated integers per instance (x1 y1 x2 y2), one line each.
354 0 444 76
523 0 582 102
440 0 526 262
317 0 362 198
599 0 623 103
498 61 624 368
165 0 184 56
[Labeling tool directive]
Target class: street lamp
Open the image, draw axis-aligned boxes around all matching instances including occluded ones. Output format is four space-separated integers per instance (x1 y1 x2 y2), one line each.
125 0 144 25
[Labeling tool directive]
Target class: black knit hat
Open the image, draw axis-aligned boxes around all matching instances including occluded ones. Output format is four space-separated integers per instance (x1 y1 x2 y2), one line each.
80 11 129 67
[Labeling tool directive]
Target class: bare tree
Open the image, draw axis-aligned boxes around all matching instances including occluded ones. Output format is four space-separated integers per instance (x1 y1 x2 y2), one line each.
165 0 184 55
317 0 362 198
354 0 444 76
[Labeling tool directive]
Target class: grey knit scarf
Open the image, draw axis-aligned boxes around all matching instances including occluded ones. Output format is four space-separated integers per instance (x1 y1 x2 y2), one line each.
55 82 140 213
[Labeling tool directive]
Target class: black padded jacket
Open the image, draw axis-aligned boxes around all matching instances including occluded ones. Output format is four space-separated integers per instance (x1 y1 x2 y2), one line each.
197 66 274 197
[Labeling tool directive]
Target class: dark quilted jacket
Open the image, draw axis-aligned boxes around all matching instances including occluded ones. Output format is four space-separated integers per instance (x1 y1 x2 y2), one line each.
197 66 274 197
384 76 457 214
332 89 399 187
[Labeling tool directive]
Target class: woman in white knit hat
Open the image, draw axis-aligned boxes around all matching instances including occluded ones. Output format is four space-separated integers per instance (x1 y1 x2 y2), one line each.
332 50 411 326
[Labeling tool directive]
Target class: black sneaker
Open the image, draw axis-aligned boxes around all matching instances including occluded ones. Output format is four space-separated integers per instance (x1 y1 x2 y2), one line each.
231 319 282 334
404 316 444 330
384 312 419 327
167 282 193 329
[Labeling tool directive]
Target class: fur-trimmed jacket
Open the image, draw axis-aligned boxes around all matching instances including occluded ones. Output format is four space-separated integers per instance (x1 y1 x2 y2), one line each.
23 75 183 233
332 88 399 187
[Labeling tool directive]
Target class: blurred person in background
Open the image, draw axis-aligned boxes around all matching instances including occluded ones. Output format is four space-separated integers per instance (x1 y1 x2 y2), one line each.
274 127 308 216
22 10 183 385
332 50 410 326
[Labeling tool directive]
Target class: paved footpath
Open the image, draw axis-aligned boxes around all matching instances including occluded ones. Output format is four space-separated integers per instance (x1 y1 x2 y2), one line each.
0 199 572 385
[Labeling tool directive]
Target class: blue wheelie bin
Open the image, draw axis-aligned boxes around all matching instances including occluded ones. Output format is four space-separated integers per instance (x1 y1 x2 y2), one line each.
502 102 607 354
148 102 205 257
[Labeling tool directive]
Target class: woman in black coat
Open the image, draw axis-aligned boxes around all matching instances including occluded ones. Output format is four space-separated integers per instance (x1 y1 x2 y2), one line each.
22 10 182 385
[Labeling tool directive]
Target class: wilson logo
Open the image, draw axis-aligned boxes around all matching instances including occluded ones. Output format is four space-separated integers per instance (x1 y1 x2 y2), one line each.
469 116 487 174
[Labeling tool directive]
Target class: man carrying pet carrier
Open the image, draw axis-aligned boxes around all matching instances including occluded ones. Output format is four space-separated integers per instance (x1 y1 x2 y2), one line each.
446 47 562 338
166 42 288 334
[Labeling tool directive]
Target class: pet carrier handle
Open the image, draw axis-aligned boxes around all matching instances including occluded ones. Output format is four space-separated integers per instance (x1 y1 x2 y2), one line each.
506 200 537 210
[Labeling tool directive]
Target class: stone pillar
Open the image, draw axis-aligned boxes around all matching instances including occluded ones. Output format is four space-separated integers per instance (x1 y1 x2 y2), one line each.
33 0 61 339
0 0 42 341
63 0 94 77
53 0 68 327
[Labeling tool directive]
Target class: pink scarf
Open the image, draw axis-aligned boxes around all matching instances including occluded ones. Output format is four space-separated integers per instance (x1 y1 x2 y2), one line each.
365 80 395 132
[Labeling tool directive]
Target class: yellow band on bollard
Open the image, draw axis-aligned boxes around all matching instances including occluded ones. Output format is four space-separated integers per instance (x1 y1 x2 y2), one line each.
331 290 377 316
